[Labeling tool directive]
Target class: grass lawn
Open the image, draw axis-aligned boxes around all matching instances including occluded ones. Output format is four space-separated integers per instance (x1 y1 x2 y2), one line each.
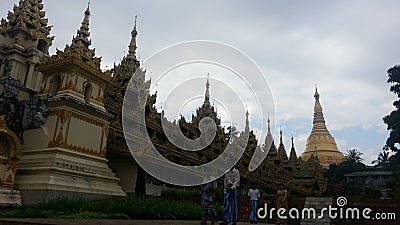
0 196 222 220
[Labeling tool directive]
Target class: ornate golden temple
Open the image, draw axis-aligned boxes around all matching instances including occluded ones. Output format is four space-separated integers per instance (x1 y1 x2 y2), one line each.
0 0 328 204
301 87 345 167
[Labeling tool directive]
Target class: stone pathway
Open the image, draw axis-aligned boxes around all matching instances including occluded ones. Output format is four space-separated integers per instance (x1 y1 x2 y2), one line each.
0 219 273 225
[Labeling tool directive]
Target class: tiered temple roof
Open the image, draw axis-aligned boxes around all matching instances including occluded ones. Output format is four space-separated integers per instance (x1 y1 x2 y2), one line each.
42 3 103 74
0 0 53 47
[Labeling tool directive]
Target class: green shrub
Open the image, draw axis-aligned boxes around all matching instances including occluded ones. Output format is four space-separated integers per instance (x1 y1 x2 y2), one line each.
0 196 204 220
161 188 201 197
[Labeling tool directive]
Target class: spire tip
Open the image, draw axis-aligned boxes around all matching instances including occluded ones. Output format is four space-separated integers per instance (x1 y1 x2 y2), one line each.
131 15 138 37
314 84 320 100
85 0 91 15
205 74 210 101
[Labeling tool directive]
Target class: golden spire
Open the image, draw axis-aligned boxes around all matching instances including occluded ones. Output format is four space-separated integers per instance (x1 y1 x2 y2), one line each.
0 0 53 45
205 73 210 102
71 1 91 49
264 115 274 150
289 136 297 161
302 86 344 167
245 105 249 133
277 128 288 161
113 17 141 82
196 73 218 121
199 73 212 111
311 85 330 137
132 15 138 37
265 115 277 158
288 136 300 169
128 15 138 59
50 1 101 70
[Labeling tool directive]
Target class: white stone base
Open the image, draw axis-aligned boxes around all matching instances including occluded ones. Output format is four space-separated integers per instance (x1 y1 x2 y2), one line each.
15 148 126 204
300 197 332 225
0 188 22 206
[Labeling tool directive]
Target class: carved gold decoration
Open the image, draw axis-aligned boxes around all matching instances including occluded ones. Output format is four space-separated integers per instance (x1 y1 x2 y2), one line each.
56 110 72 125
39 76 49 94
47 110 107 158
48 131 67 149
65 80 74 91
40 57 109 81
0 136 10 156
14 37 24 47
0 115 23 188
68 144 105 158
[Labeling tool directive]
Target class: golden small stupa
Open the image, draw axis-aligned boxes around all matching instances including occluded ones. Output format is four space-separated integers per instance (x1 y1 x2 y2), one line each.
301 86 345 167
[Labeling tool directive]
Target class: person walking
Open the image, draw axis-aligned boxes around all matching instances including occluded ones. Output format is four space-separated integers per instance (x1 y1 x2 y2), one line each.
276 184 288 225
248 184 260 224
219 167 240 225
201 174 218 224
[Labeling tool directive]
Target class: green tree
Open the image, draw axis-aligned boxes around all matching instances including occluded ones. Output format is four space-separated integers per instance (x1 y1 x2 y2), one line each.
388 152 400 170
387 165 400 199
344 148 365 172
383 65 400 152
372 150 390 168
324 160 366 197
345 148 364 164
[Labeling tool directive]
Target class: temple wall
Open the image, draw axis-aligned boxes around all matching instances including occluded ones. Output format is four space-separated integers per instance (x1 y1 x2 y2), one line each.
67 117 103 151
23 115 57 150
107 151 138 193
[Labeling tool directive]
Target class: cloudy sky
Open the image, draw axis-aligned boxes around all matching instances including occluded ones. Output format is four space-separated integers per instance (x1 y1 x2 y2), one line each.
2 0 399 164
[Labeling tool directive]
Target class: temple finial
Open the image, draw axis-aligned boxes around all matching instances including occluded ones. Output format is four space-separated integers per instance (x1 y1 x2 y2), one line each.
267 113 271 135
245 107 250 133
245 105 249 118
279 126 283 144
128 15 138 58
289 135 298 161
205 73 210 101
85 0 91 16
291 135 294 147
132 15 138 37
314 83 320 100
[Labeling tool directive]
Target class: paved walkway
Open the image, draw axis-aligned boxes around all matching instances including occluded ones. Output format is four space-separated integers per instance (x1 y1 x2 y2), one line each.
0 219 273 225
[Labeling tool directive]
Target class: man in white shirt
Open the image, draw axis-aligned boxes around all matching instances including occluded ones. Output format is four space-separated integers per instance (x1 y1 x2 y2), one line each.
248 184 260 224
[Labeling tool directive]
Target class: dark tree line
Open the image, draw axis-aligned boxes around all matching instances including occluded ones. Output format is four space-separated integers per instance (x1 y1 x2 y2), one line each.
383 65 400 153
382 65 400 198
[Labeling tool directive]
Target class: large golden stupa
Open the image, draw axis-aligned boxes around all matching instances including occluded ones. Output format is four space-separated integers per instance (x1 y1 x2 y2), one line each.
301 87 345 167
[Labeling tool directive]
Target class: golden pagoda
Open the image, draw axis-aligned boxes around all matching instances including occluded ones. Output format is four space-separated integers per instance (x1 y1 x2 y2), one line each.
301 86 344 167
